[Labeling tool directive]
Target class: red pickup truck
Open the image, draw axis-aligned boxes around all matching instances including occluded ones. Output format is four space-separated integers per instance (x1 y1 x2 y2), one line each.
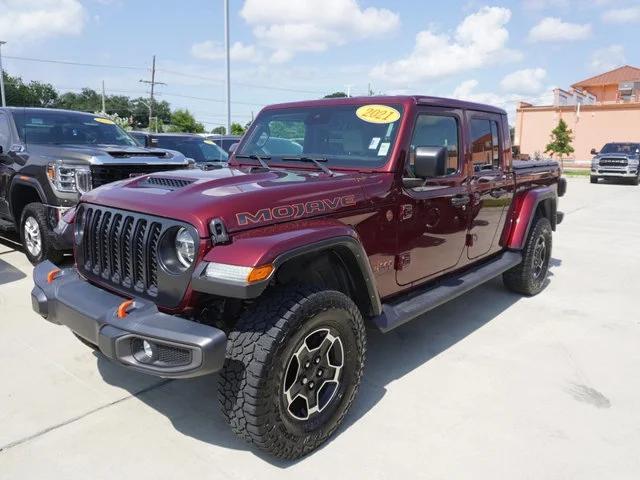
31 96 566 459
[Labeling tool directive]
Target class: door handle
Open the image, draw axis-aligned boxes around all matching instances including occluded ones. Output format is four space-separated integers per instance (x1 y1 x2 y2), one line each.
451 194 470 207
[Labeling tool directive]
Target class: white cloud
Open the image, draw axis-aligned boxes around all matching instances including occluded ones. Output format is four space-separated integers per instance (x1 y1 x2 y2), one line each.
0 0 85 42
590 45 626 72
190 41 258 62
602 6 640 23
371 7 520 84
240 0 400 63
500 68 547 94
528 17 591 42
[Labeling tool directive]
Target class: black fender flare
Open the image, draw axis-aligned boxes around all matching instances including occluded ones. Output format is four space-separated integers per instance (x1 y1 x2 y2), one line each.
8 175 47 221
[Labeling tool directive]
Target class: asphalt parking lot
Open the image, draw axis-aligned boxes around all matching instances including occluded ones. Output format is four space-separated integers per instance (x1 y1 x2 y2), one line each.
1 176 639 479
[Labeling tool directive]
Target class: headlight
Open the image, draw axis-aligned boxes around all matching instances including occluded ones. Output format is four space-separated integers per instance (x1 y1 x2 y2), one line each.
46 162 92 194
175 228 195 267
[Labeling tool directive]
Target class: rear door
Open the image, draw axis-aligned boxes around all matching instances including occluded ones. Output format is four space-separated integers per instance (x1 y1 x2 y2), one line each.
396 107 470 286
466 113 513 259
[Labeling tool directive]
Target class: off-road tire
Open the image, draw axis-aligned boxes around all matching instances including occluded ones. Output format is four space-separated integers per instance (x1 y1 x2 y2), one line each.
20 203 64 265
219 285 366 459
590 176 598 184
503 216 552 296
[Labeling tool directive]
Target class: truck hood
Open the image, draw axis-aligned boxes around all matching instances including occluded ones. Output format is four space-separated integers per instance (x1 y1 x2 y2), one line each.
81 166 375 237
26 143 188 166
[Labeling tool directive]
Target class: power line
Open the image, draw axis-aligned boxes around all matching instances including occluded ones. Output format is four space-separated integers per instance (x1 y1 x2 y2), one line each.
4 54 327 95
3 55 146 71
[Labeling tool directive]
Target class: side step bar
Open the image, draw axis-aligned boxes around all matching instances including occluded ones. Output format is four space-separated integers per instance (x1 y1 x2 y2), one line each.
372 251 522 333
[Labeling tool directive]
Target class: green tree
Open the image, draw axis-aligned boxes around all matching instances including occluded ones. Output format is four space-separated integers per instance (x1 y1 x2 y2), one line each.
169 109 205 133
211 126 226 134
324 91 348 98
545 119 574 168
2 72 58 107
230 122 245 135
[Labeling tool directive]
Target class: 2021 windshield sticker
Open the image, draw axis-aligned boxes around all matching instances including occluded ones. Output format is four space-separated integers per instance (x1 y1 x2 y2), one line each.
356 105 401 124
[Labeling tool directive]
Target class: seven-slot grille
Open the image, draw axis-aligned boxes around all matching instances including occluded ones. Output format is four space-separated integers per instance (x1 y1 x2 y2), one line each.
599 158 628 167
78 206 164 298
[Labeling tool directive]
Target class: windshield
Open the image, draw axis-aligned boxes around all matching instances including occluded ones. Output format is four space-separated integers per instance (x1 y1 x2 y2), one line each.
154 136 228 163
601 143 640 154
237 104 404 168
13 111 137 147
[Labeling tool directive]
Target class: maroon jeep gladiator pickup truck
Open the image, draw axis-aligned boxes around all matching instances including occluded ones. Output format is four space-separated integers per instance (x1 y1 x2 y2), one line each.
31 96 566 459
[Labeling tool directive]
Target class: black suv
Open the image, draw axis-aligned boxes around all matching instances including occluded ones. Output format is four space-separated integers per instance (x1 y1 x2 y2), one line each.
130 132 229 165
0 108 189 263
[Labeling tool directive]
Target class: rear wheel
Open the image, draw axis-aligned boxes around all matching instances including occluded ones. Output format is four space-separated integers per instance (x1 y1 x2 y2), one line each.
20 203 63 265
503 216 552 296
219 285 366 459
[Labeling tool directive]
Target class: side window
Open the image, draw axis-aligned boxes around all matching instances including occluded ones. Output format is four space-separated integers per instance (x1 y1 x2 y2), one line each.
409 114 459 176
470 118 501 171
0 113 10 151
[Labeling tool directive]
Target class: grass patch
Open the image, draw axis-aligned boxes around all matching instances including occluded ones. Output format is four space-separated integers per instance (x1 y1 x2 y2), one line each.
563 168 590 177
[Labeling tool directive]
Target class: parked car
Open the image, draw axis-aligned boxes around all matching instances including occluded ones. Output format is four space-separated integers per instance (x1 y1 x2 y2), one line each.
590 142 640 185
131 132 228 165
0 108 190 263
31 96 566 459
202 134 242 153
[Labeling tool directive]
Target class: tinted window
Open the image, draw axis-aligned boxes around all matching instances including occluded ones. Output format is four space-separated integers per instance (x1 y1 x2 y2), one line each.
601 143 640 154
130 132 148 146
0 113 10 151
470 118 500 171
12 111 137 147
154 137 228 162
409 114 459 176
238 104 404 168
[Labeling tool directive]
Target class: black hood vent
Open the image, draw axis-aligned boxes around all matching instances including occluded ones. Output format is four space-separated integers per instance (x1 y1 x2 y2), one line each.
107 150 169 158
138 177 195 190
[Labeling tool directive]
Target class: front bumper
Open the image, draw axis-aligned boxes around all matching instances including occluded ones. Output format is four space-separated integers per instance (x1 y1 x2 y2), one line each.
31 261 227 378
592 167 639 178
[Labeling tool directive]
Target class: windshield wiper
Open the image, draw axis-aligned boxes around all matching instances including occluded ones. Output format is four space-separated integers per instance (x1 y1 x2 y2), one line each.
235 153 271 170
282 156 334 176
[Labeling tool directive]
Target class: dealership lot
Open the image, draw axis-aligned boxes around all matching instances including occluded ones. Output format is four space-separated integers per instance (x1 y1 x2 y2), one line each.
1 177 639 479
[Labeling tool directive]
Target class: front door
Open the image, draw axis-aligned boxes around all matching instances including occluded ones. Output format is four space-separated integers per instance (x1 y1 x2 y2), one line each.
466 114 512 259
0 112 13 218
396 108 470 286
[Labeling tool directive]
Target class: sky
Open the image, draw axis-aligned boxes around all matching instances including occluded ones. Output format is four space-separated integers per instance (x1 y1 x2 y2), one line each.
1 0 639 130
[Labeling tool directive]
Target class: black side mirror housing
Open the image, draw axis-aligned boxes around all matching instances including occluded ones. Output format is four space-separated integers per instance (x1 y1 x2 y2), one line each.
590 148 598 155
228 142 239 154
414 146 447 178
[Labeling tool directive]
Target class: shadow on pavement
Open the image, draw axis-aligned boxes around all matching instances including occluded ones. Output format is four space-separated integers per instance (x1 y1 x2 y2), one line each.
0 257 26 285
96 259 562 466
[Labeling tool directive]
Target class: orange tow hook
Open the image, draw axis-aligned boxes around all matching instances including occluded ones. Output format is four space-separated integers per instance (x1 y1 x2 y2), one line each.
47 268 62 284
117 300 134 319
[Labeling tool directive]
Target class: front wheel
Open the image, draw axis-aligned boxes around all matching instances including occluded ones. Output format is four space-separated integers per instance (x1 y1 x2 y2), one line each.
632 175 639 186
20 203 64 265
590 176 598 184
503 216 552 296
219 285 366 459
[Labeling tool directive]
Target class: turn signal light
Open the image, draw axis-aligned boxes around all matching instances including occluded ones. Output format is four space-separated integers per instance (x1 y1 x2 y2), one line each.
47 268 61 284
247 264 274 283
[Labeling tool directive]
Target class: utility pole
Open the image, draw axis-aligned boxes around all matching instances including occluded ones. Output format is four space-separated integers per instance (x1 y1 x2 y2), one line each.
139 55 165 132
101 80 106 114
0 41 7 107
224 0 231 135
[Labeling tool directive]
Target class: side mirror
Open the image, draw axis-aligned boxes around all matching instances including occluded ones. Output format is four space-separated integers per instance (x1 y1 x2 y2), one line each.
414 146 447 178
590 148 598 155
228 142 239 154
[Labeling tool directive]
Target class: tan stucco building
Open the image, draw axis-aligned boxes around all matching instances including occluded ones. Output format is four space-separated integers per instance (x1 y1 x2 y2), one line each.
515 66 640 163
